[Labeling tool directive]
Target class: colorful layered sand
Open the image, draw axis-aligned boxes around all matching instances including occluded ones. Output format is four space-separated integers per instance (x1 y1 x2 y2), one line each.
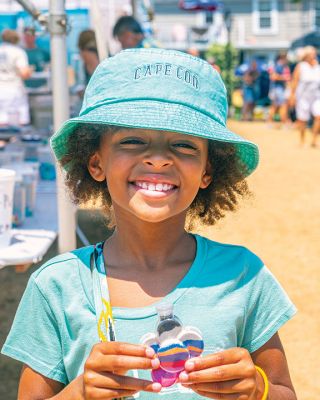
184 339 204 357
158 342 190 373
151 368 179 387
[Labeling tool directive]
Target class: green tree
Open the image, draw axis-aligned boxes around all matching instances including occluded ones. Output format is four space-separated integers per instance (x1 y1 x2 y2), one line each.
205 43 239 104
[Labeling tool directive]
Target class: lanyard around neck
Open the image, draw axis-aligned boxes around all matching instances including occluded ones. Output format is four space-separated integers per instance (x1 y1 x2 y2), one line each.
90 244 132 399
90 242 116 342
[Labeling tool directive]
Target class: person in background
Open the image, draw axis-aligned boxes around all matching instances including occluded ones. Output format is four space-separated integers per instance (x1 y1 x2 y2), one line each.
241 60 260 121
23 27 50 74
231 84 244 120
290 46 320 147
206 55 221 74
0 29 32 126
77 29 99 86
113 15 159 50
187 47 200 58
268 53 291 128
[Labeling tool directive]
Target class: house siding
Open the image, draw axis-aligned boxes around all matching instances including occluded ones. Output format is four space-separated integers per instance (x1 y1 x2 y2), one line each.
154 0 316 55
224 0 311 47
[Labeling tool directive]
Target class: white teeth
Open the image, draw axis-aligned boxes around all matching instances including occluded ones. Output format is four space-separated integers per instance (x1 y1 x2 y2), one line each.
135 181 174 191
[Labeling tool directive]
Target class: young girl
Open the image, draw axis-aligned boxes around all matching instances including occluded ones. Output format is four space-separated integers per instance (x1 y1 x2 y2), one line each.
2 49 297 400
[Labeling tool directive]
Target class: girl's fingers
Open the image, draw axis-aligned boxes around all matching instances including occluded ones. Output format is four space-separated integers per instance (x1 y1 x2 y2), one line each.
184 348 249 372
91 353 159 372
87 371 162 393
180 348 255 384
86 342 159 373
194 389 239 399
179 363 248 383
182 378 254 394
84 342 162 396
85 387 138 399
98 342 155 358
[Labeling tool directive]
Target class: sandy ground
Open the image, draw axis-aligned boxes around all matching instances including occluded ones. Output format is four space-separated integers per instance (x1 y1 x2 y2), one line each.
0 121 319 399
197 121 320 400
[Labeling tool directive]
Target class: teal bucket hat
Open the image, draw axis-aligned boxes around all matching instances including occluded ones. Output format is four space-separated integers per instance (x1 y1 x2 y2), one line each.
51 48 259 176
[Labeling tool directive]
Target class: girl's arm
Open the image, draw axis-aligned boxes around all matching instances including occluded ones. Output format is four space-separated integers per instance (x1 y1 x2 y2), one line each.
251 333 296 399
18 366 83 400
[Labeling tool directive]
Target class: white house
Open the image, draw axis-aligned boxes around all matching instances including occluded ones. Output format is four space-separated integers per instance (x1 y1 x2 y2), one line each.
153 0 320 63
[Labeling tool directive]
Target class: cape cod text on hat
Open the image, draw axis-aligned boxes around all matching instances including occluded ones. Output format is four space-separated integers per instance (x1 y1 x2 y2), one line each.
134 63 200 90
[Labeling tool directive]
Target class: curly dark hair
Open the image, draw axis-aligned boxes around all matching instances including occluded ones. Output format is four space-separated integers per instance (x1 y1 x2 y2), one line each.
60 124 250 227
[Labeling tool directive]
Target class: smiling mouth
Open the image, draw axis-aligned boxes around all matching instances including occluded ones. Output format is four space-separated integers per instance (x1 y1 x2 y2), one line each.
131 181 177 192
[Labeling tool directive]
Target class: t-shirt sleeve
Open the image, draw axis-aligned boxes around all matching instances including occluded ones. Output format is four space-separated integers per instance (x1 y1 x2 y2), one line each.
1 275 67 384
241 256 297 353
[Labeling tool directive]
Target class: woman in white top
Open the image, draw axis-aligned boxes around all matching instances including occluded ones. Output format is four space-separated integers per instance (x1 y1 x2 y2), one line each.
0 29 32 126
290 46 320 147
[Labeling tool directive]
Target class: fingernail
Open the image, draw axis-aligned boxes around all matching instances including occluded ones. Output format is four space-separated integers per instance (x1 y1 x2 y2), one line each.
152 382 162 392
151 358 160 369
185 361 195 371
179 372 189 382
145 347 155 358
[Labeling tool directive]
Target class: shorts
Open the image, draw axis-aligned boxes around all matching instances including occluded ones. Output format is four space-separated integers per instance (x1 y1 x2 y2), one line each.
243 86 255 104
0 88 30 125
269 86 286 106
295 98 320 122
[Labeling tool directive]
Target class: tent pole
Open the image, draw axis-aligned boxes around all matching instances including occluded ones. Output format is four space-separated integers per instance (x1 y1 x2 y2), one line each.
49 0 76 252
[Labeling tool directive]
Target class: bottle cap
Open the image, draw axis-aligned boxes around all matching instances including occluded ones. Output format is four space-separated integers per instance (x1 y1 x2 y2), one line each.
156 303 174 319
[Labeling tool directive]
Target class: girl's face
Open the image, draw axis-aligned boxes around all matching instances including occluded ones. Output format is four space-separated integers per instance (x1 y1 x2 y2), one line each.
88 129 212 224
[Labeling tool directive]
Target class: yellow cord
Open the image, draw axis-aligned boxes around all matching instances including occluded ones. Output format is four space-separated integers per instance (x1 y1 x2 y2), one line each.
255 365 269 400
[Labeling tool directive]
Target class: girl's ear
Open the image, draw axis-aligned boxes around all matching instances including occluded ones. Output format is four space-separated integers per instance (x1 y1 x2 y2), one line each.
88 152 106 182
200 161 212 189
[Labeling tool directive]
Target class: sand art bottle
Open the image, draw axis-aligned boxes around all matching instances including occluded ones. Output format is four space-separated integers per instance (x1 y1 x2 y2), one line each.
141 303 204 387
156 303 189 373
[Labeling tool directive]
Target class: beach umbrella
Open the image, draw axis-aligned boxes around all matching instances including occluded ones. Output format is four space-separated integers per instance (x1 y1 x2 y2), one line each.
290 31 320 51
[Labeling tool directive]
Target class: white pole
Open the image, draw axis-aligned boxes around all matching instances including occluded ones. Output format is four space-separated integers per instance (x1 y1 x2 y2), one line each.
132 0 138 18
50 0 76 252
91 0 108 60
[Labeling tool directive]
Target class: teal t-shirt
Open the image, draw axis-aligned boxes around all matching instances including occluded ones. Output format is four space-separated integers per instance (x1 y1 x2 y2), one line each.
1 234 296 398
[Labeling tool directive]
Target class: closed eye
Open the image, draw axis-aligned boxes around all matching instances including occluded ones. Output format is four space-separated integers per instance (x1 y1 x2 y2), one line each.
120 137 146 145
173 143 197 149
172 142 198 153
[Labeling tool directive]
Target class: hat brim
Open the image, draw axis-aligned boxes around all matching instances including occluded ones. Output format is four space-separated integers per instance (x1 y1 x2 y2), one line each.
51 100 259 177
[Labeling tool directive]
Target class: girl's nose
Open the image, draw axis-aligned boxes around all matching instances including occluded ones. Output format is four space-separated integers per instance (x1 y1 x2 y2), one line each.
144 159 172 168
143 147 173 169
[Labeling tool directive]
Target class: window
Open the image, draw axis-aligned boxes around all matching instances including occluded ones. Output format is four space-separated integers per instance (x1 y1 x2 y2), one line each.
259 1 272 28
206 11 214 24
252 0 278 34
315 0 320 30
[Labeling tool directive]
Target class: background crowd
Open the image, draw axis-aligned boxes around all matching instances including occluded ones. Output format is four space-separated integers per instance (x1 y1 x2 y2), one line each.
232 46 320 148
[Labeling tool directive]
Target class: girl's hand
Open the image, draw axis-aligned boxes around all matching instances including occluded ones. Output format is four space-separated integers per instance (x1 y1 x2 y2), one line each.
83 341 162 399
178 347 264 399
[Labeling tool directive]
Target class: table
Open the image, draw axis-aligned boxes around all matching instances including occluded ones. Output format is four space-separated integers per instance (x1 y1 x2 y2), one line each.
0 180 57 272
0 128 20 142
